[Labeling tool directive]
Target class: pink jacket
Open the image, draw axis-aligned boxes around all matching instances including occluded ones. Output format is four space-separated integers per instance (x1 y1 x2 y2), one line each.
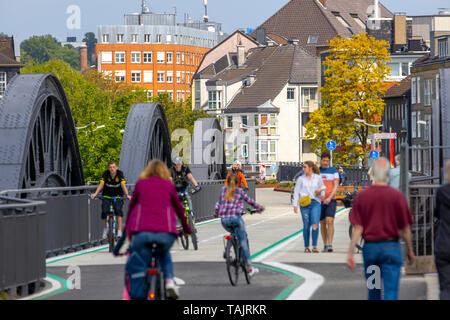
124 176 191 239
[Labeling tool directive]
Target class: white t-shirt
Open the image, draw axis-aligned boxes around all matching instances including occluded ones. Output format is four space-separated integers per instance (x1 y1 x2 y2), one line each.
292 173 325 206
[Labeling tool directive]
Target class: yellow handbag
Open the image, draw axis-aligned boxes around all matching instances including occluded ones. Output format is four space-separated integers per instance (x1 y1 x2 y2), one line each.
299 195 311 207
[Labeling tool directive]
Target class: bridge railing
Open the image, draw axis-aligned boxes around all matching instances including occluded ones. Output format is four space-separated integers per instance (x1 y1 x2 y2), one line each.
0 196 46 294
0 179 256 258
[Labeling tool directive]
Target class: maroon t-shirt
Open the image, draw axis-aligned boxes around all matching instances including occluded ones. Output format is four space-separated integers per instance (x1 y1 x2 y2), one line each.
350 185 413 241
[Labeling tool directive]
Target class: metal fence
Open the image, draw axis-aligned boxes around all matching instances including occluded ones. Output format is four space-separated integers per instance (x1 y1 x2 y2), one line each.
409 185 439 257
0 196 46 294
0 179 255 258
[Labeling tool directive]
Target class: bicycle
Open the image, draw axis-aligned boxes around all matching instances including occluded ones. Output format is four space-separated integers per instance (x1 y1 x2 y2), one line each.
223 208 258 286
342 193 364 253
95 195 121 252
115 230 184 300
177 187 201 251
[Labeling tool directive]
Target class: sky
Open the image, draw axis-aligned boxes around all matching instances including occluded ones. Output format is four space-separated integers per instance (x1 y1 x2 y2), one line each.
1 0 450 54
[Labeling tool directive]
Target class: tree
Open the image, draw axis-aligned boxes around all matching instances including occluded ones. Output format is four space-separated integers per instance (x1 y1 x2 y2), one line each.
82 32 97 66
305 33 391 167
20 35 80 69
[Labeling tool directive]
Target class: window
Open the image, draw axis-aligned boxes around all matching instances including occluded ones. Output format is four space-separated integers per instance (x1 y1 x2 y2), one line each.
182 53 185 64
131 71 141 83
241 115 248 126
117 34 124 43
260 114 268 135
156 34 162 43
115 52 125 63
158 90 165 96
167 90 173 100
115 70 125 82
177 91 182 102
258 140 277 162
143 52 152 63
131 34 138 43
269 114 277 135
417 111 421 138
424 114 431 141
157 71 165 83
144 34 151 43
401 62 409 76
411 112 417 138
208 91 222 109
301 88 317 107
226 116 233 128
195 80 201 108
102 34 110 43
302 140 312 153
131 52 141 64
332 11 351 28
143 71 153 83
417 77 421 104
438 38 449 58
424 79 433 106
436 74 440 102
182 72 185 84
146 90 153 98
411 78 417 104
167 71 173 83
302 112 311 126
166 35 172 43
350 13 366 28
287 88 295 101
176 71 181 83
254 114 259 126
157 52 165 64
0 72 6 97
387 63 400 77
307 35 318 44
176 52 181 64
101 51 112 63
167 52 173 64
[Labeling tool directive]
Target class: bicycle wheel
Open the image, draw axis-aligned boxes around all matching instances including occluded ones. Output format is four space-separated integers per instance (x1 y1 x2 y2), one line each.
225 238 239 286
242 253 251 285
108 216 115 252
180 233 189 250
189 214 198 251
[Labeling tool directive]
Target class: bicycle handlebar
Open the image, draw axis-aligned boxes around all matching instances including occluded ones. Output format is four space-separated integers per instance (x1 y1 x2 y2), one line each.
93 195 122 201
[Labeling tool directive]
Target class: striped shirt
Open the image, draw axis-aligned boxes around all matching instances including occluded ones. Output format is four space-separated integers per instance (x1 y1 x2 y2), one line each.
214 187 263 219
320 166 339 200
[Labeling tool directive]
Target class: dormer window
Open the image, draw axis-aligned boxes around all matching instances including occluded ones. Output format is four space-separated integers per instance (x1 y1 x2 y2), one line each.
308 35 318 44
438 37 449 58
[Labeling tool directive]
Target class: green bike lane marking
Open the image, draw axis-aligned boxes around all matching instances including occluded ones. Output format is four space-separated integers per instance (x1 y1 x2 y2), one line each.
39 207 345 300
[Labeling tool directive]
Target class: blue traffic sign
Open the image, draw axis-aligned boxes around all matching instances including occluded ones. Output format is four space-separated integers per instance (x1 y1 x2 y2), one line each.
370 150 379 160
326 140 336 151
270 164 277 172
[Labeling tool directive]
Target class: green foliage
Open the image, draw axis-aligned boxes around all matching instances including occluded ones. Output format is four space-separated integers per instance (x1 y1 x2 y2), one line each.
20 35 80 69
22 59 211 183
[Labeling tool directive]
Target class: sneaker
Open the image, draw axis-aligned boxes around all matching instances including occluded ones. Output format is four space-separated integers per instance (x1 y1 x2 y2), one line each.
322 245 329 252
248 267 259 277
327 245 333 252
165 279 179 300
117 230 122 238
102 229 107 239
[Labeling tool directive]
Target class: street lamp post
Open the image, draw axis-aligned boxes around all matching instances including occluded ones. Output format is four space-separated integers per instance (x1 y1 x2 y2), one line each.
354 118 383 164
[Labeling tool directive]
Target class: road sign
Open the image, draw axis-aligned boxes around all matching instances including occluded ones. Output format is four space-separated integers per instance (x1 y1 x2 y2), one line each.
374 133 397 140
370 150 379 160
270 164 277 172
326 140 336 151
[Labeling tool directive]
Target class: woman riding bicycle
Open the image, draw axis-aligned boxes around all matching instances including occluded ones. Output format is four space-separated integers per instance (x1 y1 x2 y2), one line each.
215 174 265 277
124 160 192 299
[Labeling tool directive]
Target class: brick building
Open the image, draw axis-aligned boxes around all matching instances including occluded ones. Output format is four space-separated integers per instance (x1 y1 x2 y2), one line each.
95 2 225 101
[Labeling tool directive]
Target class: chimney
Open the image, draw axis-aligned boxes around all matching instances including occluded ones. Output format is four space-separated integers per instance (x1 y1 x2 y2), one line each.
237 45 245 67
80 45 88 72
318 0 326 7
394 15 407 48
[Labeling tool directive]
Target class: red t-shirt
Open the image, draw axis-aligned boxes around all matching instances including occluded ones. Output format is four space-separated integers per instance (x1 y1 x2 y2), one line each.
350 185 413 241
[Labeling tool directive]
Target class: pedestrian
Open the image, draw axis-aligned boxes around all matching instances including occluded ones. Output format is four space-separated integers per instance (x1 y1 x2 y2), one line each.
347 157 415 300
292 161 326 253
434 160 450 300
338 166 347 186
388 154 412 197
122 160 192 300
225 160 249 190
319 152 339 252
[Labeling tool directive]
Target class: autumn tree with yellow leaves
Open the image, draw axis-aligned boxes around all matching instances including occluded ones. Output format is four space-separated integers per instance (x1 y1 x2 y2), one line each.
305 33 391 167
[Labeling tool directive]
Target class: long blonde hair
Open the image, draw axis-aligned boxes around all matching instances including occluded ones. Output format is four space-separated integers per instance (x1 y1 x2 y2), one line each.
225 174 239 201
138 160 172 181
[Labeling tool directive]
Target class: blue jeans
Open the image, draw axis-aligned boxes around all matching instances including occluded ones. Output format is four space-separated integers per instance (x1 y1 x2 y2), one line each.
362 241 403 300
131 232 177 280
221 216 251 266
300 200 321 248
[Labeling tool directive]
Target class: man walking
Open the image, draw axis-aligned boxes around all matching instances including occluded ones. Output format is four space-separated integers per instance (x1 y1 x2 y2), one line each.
347 157 415 300
319 152 339 252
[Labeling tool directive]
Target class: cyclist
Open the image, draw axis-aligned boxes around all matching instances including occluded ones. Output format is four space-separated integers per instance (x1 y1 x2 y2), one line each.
169 157 201 215
124 160 192 299
215 173 265 277
225 160 248 190
91 161 131 238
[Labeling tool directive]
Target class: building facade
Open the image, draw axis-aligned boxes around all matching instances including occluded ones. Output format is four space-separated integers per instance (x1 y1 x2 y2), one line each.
96 5 225 101
0 36 23 99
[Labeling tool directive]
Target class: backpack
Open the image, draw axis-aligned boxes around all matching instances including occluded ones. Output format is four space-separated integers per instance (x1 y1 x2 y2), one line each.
124 251 148 299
